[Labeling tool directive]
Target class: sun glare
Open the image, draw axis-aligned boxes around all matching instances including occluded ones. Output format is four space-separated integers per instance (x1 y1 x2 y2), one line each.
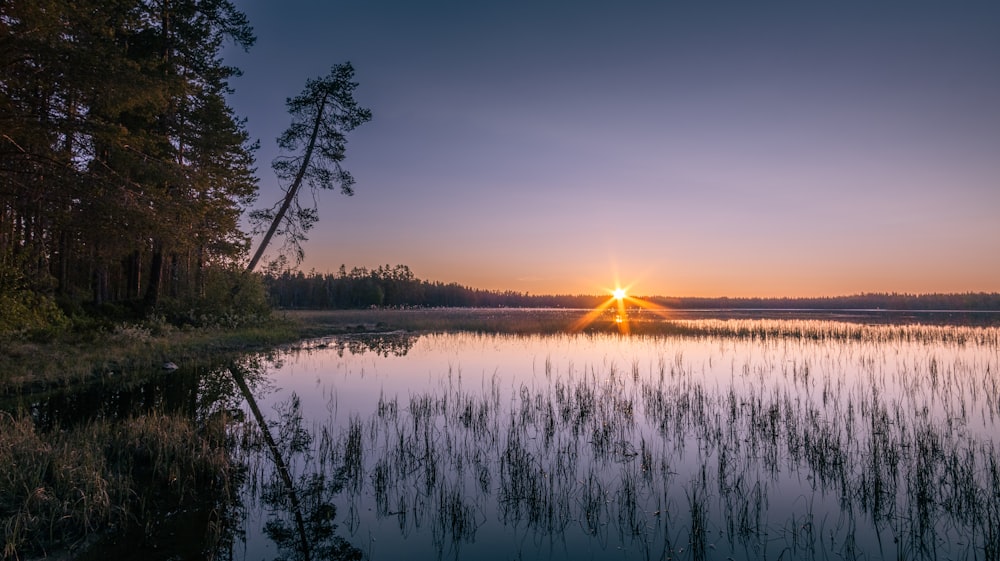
569 280 674 334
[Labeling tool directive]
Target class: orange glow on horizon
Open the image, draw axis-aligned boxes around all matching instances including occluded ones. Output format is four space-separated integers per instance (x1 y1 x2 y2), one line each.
570 282 675 334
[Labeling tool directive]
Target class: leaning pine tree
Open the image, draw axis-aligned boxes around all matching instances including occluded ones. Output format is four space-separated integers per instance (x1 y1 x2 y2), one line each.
246 63 372 273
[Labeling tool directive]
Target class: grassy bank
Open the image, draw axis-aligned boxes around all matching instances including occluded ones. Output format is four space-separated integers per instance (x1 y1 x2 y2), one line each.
0 311 373 558
7 308 996 395
0 316 309 396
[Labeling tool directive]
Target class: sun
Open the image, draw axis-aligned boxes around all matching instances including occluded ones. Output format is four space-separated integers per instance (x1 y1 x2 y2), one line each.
569 280 673 334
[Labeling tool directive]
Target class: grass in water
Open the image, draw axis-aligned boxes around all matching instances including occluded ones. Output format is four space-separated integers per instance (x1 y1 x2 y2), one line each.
262 319 1000 560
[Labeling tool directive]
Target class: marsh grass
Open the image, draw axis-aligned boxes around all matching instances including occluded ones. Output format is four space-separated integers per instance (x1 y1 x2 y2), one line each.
286 308 1000 343
0 410 231 559
261 320 1000 560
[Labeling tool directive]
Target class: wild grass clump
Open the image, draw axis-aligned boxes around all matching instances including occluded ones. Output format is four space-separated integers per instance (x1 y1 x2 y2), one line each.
664 318 1000 345
0 410 231 559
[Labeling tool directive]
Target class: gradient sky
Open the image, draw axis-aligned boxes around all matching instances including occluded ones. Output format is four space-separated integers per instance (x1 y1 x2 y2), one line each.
224 1 1000 297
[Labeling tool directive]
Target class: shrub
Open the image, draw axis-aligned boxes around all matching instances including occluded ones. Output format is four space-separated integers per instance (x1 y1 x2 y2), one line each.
0 258 68 337
159 266 272 328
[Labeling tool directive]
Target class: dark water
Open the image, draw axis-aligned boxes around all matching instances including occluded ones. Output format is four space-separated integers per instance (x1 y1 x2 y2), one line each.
6 311 1000 560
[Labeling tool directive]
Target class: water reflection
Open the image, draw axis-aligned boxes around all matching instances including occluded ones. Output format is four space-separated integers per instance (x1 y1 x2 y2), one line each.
6 320 999 560
228 361 363 561
327 332 418 358
21 369 203 431
245 325 1000 560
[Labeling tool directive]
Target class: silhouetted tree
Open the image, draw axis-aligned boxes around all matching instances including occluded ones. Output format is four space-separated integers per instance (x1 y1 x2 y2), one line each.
247 64 372 273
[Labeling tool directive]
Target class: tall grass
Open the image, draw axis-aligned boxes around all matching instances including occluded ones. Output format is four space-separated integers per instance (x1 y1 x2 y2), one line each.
0 410 231 559
286 308 1000 344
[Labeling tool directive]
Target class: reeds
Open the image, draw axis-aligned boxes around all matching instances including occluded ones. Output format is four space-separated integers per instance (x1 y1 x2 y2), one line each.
267 320 1000 560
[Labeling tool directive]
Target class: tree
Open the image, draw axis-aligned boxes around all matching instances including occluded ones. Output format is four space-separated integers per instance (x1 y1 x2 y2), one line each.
246 63 372 273
1 0 259 322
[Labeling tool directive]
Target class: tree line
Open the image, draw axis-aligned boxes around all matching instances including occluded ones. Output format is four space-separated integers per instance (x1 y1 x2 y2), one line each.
645 293 1000 311
265 266 1000 311
264 265 580 309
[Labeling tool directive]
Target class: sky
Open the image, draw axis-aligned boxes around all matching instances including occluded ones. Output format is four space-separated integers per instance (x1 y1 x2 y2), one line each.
224 1 1000 298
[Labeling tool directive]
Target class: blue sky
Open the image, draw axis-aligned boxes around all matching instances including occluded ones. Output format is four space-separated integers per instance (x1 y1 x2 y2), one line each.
225 1 1000 296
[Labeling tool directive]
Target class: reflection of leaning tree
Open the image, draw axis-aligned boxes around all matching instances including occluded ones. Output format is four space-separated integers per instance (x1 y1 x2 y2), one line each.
228 362 362 561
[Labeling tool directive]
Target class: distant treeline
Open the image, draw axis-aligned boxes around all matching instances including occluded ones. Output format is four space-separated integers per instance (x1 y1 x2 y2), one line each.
265 266 1000 311
264 265 594 309
645 293 1000 311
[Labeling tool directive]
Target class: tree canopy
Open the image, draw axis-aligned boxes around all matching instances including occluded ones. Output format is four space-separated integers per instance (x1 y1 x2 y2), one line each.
1 0 260 326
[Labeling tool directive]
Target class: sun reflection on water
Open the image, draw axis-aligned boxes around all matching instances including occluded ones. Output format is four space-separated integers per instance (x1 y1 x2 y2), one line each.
570 282 674 334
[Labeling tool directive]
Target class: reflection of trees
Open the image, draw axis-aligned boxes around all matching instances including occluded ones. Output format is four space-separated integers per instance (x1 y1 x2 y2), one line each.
228 361 362 561
291 333 419 358
332 332 418 358
219 331 1000 560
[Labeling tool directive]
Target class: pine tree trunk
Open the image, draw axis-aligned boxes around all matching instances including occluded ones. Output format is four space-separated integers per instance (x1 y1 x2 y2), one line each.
245 92 328 273
145 242 164 307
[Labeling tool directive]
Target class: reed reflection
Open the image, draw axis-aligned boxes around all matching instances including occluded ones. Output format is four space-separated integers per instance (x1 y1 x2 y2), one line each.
245 324 1000 560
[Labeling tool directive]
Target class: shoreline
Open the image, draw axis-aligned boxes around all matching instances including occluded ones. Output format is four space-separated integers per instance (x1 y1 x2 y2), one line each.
5 307 1000 397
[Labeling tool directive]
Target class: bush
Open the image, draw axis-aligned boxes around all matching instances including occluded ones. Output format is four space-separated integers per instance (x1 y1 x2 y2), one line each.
159 266 272 328
0 258 68 337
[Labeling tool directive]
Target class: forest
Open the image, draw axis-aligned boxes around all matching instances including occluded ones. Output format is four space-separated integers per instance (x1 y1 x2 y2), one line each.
265 266 1000 311
3 1 997 338
1 0 265 332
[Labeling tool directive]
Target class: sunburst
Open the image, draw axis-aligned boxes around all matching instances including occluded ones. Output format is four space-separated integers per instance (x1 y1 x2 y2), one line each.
570 282 672 334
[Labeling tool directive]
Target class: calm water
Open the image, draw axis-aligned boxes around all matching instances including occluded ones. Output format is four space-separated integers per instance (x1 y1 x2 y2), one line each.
227 322 1000 561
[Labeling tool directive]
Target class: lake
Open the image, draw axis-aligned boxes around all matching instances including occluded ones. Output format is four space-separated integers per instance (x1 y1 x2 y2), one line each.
10 310 1000 560
223 313 1000 561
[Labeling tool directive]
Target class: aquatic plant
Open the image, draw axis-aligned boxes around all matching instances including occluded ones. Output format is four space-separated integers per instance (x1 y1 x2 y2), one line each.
278 323 1000 560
